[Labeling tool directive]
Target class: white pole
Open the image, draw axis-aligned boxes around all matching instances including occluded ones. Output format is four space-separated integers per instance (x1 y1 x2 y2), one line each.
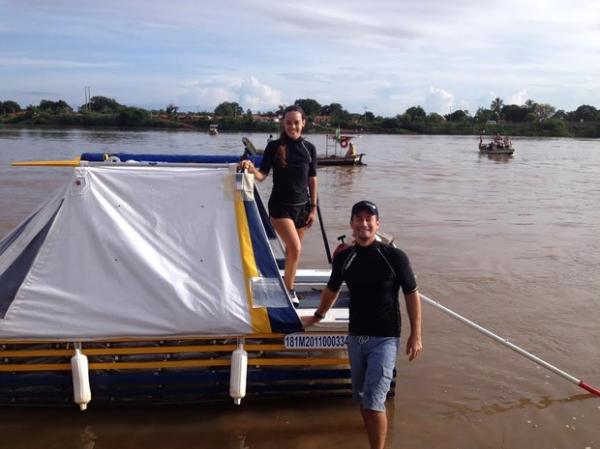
420 293 600 396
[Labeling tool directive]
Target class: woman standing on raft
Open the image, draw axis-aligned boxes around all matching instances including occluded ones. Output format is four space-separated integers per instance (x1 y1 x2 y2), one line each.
239 105 318 305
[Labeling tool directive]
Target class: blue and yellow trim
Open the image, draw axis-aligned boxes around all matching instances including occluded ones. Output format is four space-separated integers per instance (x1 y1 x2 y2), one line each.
234 191 272 333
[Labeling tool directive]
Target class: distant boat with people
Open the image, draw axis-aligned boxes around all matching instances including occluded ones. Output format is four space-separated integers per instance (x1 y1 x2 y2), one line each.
321 133 365 166
209 124 219 135
479 134 514 155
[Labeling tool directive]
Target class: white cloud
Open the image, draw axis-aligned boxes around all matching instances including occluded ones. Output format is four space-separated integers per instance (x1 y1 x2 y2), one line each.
239 77 283 112
507 89 529 106
179 76 282 112
425 87 454 114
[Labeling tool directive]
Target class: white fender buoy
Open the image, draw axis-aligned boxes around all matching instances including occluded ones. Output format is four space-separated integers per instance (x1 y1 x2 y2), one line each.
229 343 248 405
71 346 91 411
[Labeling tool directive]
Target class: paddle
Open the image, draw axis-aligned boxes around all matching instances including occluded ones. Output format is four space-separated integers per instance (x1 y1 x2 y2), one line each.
420 293 600 397
316 202 332 265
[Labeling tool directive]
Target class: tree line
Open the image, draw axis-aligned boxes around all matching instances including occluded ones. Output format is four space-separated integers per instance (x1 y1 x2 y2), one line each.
2 96 600 137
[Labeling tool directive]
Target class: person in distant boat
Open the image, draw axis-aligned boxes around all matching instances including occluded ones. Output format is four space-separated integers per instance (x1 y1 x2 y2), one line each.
345 141 357 158
239 105 318 306
303 200 422 449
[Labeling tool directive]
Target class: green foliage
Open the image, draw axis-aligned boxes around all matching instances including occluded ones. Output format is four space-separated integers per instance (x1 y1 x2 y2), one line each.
572 104 598 122
380 118 400 128
2 94 600 138
294 98 322 117
404 106 426 121
39 99 73 113
427 112 445 123
539 119 569 136
116 107 149 127
83 96 122 113
0 100 21 114
165 103 179 116
474 107 493 123
445 109 470 122
501 104 529 122
214 101 243 117
490 97 504 116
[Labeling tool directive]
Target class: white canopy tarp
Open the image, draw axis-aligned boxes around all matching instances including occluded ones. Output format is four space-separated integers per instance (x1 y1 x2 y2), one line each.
0 166 260 339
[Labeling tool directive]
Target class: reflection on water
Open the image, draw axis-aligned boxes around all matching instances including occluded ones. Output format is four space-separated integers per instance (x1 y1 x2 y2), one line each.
441 392 596 419
1 129 600 449
478 153 514 163
80 425 98 449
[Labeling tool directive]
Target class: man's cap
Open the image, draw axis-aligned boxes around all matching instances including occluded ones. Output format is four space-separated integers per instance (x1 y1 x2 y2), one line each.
351 200 379 218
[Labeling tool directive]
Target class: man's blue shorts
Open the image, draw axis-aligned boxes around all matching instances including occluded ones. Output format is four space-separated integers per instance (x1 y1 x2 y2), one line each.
347 336 399 412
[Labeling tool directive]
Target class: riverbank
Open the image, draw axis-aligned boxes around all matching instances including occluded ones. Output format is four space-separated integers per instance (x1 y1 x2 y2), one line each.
2 113 600 138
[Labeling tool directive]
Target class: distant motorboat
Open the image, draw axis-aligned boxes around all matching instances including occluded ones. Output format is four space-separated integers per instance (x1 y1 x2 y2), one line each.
479 135 514 155
209 124 219 135
317 152 365 166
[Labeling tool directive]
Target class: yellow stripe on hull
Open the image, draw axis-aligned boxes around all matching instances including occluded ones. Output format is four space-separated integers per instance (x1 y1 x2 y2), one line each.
234 191 271 333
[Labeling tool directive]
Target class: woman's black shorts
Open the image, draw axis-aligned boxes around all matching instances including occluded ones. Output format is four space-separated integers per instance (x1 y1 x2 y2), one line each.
268 200 311 229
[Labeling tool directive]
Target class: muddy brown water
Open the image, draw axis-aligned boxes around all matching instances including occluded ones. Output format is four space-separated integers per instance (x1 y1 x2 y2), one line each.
1 129 599 448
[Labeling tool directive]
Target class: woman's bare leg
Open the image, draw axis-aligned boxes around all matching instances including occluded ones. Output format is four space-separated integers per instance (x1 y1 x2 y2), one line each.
271 218 304 291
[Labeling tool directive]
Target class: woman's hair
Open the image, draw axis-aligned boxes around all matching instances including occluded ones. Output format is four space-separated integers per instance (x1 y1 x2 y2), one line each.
277 105 306 167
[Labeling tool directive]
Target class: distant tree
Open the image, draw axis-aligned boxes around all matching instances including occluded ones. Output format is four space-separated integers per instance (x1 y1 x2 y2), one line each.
116 107 149 127
214 101 243 117
276 104 287 116
165 103 179 116
540 119 569 136
84 96 122 113
427 112 445 123
364 111 375 122
38 100 55 112
321 102 345 116
501 104 529 122
522 99 554 122
380 117 400 128
320 102 349 122
571 104 598 122
0 100 21 114
535 103 556 121
404 106 426 122
445 109 470 122
490 97 504 117
38 99 73 113
294 98 321 117
552 109 568 121
474 107 494 123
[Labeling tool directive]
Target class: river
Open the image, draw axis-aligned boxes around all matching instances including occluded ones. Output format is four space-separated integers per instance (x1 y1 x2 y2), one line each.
0 128 599 448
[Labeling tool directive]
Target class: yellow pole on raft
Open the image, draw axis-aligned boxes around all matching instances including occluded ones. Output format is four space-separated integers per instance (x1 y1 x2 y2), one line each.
11 156 81 167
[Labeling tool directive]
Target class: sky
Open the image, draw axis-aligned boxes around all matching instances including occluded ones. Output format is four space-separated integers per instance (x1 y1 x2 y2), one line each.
1 0 600 116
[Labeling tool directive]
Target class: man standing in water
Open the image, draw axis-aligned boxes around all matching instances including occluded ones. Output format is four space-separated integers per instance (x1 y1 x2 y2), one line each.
303 200 422 449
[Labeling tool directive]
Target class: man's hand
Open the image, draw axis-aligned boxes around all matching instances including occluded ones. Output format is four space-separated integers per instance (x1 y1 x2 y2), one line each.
301 315 320 328
405 333 422 361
